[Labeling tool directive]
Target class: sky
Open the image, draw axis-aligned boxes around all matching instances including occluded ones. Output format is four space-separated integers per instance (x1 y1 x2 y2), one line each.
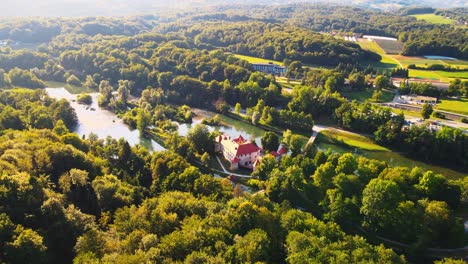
0 0 466 17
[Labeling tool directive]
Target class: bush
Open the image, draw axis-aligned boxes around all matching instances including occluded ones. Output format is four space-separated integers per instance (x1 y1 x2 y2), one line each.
432 112 446 119
461 118 468 124
66 74 82 86
77 93 92 105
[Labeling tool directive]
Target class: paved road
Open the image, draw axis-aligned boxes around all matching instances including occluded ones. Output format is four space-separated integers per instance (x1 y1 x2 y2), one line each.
382 102 468 130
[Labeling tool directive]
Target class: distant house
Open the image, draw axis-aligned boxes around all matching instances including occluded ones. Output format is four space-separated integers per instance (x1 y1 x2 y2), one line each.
215 135 263 170
252 63 286 76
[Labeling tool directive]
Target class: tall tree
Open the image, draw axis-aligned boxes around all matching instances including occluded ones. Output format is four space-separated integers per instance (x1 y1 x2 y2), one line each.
421 103 433 120
261 132 280 152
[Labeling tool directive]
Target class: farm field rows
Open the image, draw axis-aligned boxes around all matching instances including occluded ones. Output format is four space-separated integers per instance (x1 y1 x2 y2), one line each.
373 38 404 54
358 39 400 70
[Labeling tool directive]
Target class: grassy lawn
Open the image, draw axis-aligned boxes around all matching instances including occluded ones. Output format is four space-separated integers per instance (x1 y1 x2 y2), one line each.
318 129 389 151
232 54 283 65
436 98 468 115
341 89 394 103
411 14 454 25
316 128 467 180
390 108 421 118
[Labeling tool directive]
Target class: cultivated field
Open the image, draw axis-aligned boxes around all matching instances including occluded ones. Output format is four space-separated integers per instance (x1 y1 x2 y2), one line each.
357 39 399 70
436 71 468 79
411 14 454 25
373 38 404 54
359 40 468 81
394 55 468 69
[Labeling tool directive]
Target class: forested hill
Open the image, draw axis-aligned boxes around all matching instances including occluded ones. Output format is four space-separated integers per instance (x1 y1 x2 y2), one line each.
174 22 380 66
1 4 466 59
0 0 467 17
0 18 381 68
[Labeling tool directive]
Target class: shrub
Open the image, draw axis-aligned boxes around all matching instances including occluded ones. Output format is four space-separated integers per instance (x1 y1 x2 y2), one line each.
66 74 82 86
77 93 92 105
432 112 446 119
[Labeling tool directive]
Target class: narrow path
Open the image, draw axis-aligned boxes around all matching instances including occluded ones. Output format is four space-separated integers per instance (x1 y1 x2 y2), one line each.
305 125 327 147
215 156 252 178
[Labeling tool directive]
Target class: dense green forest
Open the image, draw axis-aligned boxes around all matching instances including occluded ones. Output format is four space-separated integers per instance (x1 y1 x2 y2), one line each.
0 88 466 264
1 4 467 59
0 3 467 263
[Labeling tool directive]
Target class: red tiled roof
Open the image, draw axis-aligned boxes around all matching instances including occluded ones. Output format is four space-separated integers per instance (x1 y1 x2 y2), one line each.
277 146 287 155
231 157 240 163
270 151 280 157
233 135 246 143
236 143 260 156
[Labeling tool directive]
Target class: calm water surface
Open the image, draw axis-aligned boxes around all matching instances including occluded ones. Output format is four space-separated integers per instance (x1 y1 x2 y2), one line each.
178 109 266 146
45 87 165 152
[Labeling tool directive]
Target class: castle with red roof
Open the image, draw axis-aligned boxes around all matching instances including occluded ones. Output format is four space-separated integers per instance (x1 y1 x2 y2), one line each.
215 134 287 171
215 135 262 170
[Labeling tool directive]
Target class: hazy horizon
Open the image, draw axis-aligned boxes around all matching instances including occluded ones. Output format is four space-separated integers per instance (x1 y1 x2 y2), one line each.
0 0 466 17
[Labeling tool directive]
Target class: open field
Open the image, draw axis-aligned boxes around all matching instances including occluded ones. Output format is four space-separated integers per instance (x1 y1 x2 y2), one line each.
445 60 468 66
232 54 283 65
408 69 445 81
318 129 388 151
390 56 468 80
436 71 468 79
341 89 394 103
411 14 454 25
359 39 468 81
358 39 399 70
394 55 468 69
436 98 468 116
316 128 467 180
390 108 421 118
